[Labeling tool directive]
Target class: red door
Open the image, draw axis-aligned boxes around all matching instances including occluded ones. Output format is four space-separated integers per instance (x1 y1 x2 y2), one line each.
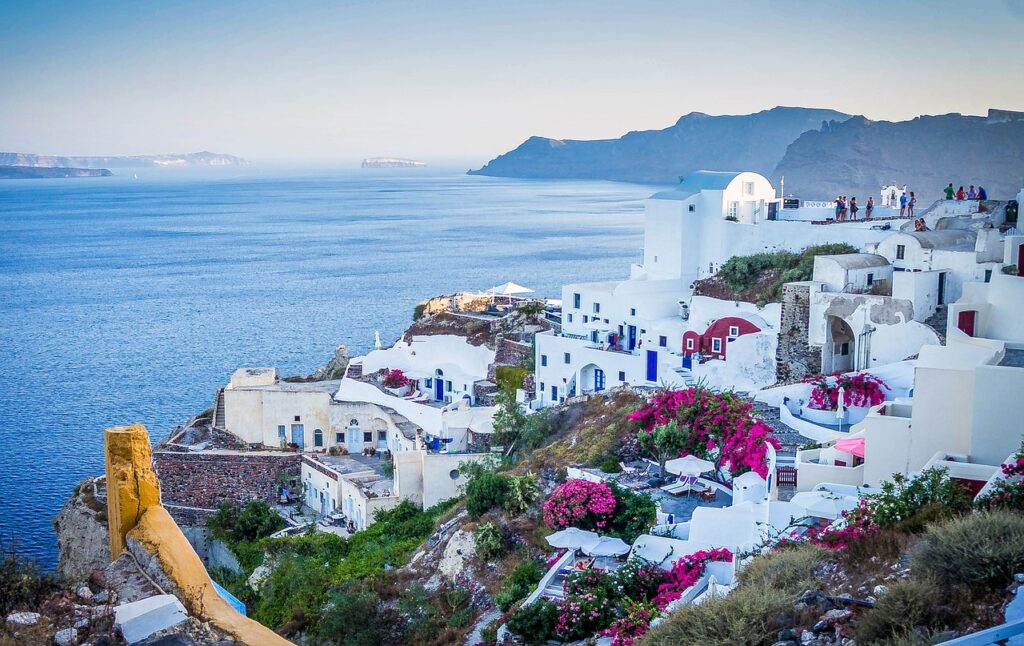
957 310 976 337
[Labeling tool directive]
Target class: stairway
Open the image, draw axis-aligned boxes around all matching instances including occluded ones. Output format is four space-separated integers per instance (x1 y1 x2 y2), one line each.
213 388 226 429
923 304 948 345
673 366 697 387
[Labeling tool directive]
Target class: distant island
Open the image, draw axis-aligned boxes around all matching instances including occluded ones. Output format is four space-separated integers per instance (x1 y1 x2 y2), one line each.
0 150 248 168
362 157 426 168
0 165 113 179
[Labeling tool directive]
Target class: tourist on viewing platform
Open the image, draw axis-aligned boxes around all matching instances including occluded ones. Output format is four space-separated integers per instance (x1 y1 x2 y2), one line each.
968 185 977 199
908 191 916 217
956 185 966 200
899 191 908 216
944 182 955 200
890 187 898 206
834 195 842 220
978 185 988 200
839 195 848 221
849 196 859 220
865 196 874 219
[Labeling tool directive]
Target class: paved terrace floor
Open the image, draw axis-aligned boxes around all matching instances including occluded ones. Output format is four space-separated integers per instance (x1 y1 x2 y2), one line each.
651 486 731 522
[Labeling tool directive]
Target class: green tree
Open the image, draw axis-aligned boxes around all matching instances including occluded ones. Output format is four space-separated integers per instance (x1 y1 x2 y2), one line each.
492 389 526 447
310 585 384 646
637 420 691 477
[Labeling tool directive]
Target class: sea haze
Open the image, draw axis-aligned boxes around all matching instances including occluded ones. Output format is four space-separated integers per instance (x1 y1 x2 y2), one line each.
0 168 655 566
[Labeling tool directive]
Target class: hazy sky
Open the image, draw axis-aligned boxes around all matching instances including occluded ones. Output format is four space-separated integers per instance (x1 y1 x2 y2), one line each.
2 0 1023 165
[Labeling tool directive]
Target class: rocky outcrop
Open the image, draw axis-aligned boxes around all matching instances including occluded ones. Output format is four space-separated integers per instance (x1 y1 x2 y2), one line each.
311 344 350 380
53 478 111 582
470 106 850 184
438 529 478 582
0 166 112 179
0 151 247 168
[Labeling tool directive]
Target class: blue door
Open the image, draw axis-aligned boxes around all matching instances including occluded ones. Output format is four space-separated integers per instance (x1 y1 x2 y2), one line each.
594 369 605 392
627 326 637 351
434 378 444 401
290 423 304 449
646 350 658 382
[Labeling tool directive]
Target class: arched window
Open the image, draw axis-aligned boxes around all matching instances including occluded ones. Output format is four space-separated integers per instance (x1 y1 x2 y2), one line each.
435 368 443 377
349 419 359 426
313 429 323 447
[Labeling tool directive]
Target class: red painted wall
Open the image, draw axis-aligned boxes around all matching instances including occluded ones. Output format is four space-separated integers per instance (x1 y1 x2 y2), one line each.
682 316 762 360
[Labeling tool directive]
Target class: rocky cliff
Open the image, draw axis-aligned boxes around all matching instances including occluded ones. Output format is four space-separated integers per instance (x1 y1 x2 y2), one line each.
469 106 851 184
0 166 113 179
52 478 111 583
773 109 1024 200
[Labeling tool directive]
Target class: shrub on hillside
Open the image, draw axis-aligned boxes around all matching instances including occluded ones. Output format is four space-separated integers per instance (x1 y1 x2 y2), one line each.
0 542 59 614
465 471 510 517
474 522 506 559
495 365 529 394
309 584 385 646
867 467 971 530
914 510 1024 588
855 578 949 644
494 560 545 611
543 479 617 531
208 499 285 544
736 544 830 593
716 243 859 300
506 598 559 645
606 482 657 544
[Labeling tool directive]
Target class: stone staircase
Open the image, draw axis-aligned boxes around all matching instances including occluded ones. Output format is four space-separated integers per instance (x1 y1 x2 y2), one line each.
673 366 697 387
212 388 226 429
924 304 948 345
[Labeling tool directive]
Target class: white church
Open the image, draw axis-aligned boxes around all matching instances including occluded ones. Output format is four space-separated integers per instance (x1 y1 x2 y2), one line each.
533 170 912 406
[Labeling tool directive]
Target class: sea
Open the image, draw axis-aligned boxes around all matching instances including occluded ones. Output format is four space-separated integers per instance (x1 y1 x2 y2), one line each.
0 167 657 567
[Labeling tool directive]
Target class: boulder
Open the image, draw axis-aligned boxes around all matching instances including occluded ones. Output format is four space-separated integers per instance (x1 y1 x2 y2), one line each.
438 529 477 581
54 627 78 646
114 595 188 644
6 611 41 626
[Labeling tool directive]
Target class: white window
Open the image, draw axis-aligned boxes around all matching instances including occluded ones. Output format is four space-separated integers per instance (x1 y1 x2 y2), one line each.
744 181 754 196
583 315 589 323
728 325 739 337
711 338 723 353
686 338 694 350
618 371 625 381
728 202 739 219
593 302 601 314
564 352 571 364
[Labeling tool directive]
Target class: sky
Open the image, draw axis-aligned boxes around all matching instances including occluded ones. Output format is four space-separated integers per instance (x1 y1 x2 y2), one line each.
2 0 1023 166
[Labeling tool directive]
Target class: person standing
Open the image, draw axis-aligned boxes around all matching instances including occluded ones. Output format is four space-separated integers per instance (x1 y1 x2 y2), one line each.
968 185 977 200
840 196 848 221
899 191 908 217
956 186 966 200
978 185 988 200
865 196 874 219
944 183 955 200
908 191 916 217
849 197 859 220
834 195 843 221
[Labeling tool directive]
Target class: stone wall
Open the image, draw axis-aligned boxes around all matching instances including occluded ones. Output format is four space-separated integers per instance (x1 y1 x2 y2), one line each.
776 283 821 383
153 451 300 520
494 337 531 366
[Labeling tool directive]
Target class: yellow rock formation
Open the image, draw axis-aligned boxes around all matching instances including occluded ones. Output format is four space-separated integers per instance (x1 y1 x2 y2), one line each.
104 424 290 645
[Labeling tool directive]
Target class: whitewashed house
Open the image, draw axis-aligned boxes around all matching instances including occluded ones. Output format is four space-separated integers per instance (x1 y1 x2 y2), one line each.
301 454 399 529
535 171 914 406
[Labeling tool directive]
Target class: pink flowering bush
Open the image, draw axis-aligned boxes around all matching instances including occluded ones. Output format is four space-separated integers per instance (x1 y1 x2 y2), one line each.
652 547 732 608
543 479 617 531
803 372 887 411
975 444 1024 511
556 569 618 640
600 599 658 646
628 388 780 478
382 368 410 388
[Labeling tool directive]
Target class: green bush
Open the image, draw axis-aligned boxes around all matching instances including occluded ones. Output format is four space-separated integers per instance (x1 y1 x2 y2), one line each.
737 544 830 593
309 584 384 646
0 542 60 614
599 457 623 473
465 471 510 517
867 468 971 530
607 482 658 543
855 578 949 644
504 474 539 515
506 598 559 645
475 522 506 559
715 243 859 300
914 510 1024 588
254 552 336 629
495 365 529 394
519 408 558 452
413 302 427 320
495 560 545 611
208 499 286 544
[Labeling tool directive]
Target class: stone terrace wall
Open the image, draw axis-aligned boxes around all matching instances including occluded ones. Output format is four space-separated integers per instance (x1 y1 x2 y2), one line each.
494 337 531 366
153 451 300 523
776 283 821 383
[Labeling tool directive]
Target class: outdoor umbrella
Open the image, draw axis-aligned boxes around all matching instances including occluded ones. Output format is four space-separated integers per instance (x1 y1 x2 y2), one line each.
545 527 599 550
488 281 534 296
581 536 631 557
835 386 846 425
790 491 859 520
664 454 715 477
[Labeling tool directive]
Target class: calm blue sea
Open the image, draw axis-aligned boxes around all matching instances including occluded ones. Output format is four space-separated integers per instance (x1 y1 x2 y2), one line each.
0 168 655 567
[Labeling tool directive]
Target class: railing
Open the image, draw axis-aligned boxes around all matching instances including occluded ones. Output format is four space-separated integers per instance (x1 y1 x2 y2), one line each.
940 616 1024 644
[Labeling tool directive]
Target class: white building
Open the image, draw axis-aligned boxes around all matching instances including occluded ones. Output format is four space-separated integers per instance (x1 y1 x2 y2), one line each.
535 171 913 406
301 454 399 530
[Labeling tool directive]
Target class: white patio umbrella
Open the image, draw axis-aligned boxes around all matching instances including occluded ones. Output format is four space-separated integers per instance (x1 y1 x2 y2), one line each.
488 281 534 296
581 536 631 557
835 386 846 423
790 491 858 520
664 454 715 477
545 527 599 550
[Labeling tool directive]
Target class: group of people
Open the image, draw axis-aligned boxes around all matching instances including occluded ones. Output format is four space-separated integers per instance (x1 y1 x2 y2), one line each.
944 183 987 201
833 195 877 221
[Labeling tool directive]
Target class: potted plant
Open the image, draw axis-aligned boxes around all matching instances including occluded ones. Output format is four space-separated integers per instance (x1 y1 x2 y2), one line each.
802 372 888 425
382 368 411 395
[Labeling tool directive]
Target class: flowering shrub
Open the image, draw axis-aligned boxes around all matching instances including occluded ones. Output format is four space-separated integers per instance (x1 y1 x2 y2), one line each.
600 599 658 646
628 388 780 478
557 569 619 640
613 557 666 601
799 501 878 551
653 547 732 608
803 372 887 411
975 444 1024 511
543 479 617 530
382 368 410 388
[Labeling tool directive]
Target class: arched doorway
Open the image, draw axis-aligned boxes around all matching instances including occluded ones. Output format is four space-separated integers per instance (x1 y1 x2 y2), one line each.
579 363 606 394
823 316 855 374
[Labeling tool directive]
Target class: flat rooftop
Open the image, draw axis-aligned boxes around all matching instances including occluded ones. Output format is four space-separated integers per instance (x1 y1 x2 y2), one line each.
232 379 343 393
316 453 389 477
1000 349 1024 368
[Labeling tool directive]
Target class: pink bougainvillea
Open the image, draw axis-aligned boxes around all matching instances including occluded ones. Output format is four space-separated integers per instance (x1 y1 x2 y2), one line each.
777 500 878 552
382 368 410 388
628 388 780 478
543 479 617 530
803 372 887 411
652 547 733 608
600 600 658 646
